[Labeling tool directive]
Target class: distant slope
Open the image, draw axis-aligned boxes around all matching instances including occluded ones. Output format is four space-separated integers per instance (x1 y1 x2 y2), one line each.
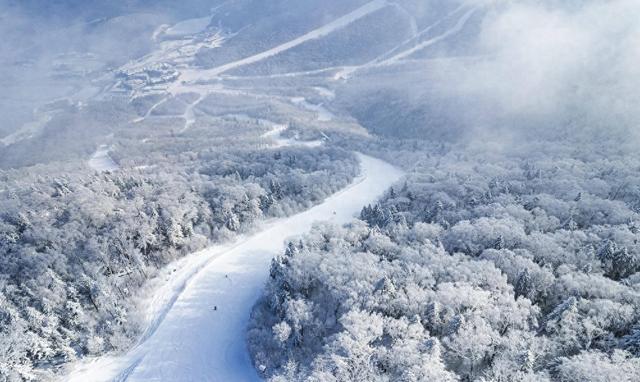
180 0 390 81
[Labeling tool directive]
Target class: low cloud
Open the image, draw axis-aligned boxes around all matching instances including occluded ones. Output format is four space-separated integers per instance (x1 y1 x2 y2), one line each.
431 0 640 139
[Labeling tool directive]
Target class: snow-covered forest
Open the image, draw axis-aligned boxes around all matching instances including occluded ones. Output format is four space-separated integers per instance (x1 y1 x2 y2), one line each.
2 0 640 381
245 0 640 380
0 120 360 378
249 138 640 381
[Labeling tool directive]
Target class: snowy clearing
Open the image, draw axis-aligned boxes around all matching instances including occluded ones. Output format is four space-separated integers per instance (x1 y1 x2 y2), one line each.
88 145 119 172
63 153 404 382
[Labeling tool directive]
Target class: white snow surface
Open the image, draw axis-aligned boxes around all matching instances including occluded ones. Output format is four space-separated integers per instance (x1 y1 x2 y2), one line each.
63 153 404 382
88 145 119 172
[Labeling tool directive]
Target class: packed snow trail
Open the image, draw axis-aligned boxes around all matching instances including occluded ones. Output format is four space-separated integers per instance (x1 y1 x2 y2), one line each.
64 153 404 382
176 0 389 82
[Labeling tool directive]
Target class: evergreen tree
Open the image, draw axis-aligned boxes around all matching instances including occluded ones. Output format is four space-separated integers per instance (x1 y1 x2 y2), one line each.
514 268 533 300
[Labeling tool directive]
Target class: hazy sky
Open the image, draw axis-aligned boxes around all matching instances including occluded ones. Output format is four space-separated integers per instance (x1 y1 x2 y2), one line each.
415 0 640 141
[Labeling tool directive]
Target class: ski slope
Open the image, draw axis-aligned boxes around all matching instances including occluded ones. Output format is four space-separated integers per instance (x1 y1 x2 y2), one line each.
63 153 404 382
177 0 390 82
334 5 477 80
375 7 478 66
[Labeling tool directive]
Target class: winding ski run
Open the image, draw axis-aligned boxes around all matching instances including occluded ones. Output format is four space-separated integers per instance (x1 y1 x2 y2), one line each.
64 153 404 382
